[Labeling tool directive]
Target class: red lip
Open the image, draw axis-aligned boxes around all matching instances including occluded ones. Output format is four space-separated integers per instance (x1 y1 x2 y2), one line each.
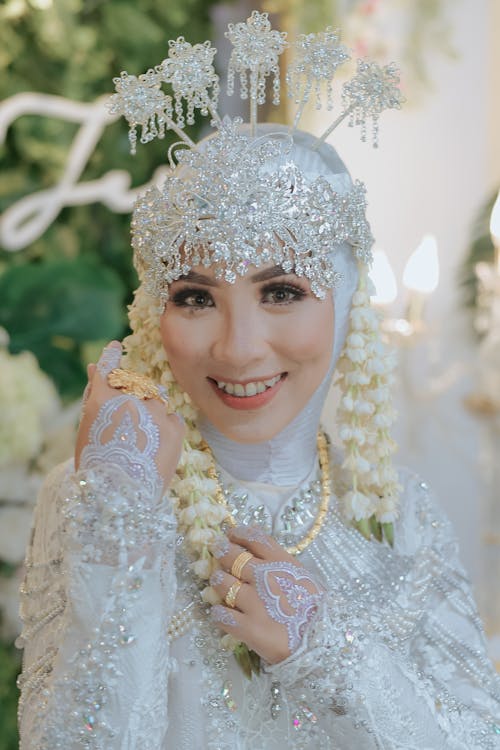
208 375 286 411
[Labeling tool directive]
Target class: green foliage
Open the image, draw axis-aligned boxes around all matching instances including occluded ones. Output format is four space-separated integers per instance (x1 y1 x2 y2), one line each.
0 0 222 397
0 258 126 396
0 0 223 738
459 191 497 323
0 636 20 750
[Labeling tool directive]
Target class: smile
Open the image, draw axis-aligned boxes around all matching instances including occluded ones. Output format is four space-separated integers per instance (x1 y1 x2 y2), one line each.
207 373 287 410
214 374 282 397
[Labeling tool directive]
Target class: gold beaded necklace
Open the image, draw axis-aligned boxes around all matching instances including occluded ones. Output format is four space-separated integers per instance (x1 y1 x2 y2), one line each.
202 430 331 556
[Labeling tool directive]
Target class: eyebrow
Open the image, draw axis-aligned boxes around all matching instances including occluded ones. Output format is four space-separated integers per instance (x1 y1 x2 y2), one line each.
178 265 292 286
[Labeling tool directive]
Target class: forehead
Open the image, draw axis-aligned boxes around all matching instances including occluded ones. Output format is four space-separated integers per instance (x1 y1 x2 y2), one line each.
172 263 303 286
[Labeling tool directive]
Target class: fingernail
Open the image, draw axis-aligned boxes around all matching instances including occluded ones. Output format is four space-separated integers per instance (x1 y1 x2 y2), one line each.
211 605 238 627
97 341 122 376
229 526 272 548
209 569 225 587
209 534 230 559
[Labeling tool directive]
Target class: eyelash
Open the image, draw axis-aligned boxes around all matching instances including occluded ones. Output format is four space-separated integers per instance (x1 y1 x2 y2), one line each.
171 282 307 309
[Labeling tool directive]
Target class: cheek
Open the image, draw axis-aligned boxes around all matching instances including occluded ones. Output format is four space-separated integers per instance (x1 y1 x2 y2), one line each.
287 301 334 366
159 314 198 382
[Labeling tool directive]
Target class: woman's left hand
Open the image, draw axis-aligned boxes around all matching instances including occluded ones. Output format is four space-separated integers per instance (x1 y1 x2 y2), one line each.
209 526 324 665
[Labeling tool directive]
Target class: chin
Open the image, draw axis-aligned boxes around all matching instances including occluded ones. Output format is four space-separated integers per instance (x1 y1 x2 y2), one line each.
204 412 290 444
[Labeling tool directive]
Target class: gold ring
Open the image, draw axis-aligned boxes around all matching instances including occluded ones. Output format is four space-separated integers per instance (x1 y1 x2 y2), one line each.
231 551 254 579
224 580 242 609
107 368 169 406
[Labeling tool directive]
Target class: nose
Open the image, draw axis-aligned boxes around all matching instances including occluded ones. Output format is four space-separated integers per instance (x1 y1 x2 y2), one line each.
210 302 268 370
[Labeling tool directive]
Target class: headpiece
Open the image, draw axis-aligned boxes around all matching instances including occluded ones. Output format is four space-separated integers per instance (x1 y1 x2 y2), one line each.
116 12 402 561
108 10 404 307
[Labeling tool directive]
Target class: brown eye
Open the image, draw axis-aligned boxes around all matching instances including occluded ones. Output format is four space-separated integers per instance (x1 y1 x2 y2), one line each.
261 283 306 305
171 288 215 308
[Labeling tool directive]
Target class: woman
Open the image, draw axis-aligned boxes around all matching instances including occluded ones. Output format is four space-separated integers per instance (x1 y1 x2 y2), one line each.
17 12 500 749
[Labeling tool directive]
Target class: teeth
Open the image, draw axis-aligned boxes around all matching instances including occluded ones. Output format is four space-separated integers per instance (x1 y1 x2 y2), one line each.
215 375 282 397
264 375 281 387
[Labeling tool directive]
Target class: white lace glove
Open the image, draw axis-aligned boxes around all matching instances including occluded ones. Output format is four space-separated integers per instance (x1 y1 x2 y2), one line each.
69 341 184 565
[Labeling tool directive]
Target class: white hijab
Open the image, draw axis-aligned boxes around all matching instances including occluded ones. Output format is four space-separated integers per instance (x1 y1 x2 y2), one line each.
199 127 359 485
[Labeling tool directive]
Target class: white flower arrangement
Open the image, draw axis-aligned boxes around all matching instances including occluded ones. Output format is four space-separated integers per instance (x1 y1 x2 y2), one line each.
335 264 400 542
0 342 59 470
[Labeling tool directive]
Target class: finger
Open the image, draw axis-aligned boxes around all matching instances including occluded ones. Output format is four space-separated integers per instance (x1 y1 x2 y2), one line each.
209 540 257 583
209 569 254 612
82 381 91 405
210 604 245 634
87 363 96 380
96 341 122 378
228 525 290 563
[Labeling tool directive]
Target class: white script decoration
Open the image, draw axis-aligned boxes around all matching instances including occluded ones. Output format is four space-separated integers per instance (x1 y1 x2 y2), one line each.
0 93 169 252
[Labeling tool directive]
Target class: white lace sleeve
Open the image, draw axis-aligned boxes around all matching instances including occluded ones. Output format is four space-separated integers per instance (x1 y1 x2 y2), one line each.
17 397 178 750
268 472 500 749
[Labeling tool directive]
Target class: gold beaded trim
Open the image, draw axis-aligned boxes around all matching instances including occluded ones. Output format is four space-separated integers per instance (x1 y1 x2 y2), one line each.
202 431 331 556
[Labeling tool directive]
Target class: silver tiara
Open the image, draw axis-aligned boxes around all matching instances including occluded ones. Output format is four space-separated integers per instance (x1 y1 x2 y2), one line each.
108 11 403 303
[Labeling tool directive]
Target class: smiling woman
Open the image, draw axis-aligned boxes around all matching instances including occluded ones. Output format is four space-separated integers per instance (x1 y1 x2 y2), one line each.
16 11 500 750
161 264 334 441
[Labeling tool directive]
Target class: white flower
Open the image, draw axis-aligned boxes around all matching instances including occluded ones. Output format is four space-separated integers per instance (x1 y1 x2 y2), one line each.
339 425 354 441
0 467 42 504
191 558 212 579
345 371 371 386
346 332 365 348
353 399 375 416
343 489 373 521
376 496 399 523
201 585 221 604
187 526 216 546
342 453 371 474
188 450 212 472
367 386 389 404
341 395 354 411
345 347 367 364
204 504 230 526
365 357 386 376
352 290 370 306
179 505 198 525
0 350 59 468
0 506 33 564
220 633 240 651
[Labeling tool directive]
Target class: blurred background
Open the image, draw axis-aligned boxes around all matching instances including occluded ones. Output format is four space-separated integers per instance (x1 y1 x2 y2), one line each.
0 0 499 745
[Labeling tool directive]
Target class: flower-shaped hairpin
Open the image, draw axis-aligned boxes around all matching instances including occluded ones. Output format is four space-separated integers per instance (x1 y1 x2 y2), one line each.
287 28 351 127
318 59 405 147
156 38 221 128
225 9 288 118
109 10 404 152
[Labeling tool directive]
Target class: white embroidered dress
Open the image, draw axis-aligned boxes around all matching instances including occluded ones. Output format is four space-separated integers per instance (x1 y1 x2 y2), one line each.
17 437 500 749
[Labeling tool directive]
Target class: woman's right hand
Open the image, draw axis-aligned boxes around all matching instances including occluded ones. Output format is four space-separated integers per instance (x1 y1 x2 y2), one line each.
75 341 185 496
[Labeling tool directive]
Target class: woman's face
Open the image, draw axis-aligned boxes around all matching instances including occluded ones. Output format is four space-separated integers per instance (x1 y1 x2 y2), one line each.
160 263 334 443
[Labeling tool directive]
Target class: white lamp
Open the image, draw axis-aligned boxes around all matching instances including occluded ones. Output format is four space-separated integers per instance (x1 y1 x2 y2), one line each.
402 234 440 330
403 234 440 295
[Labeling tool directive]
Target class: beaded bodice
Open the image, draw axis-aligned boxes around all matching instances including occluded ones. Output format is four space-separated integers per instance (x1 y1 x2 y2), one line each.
17 453 500 749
